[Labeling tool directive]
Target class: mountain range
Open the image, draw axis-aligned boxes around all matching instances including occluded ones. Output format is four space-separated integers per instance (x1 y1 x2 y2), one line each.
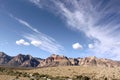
0 52 120 68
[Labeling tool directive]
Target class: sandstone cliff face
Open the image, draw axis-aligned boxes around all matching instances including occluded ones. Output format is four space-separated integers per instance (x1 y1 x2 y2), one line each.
20 55 40 67
78 56 97 66
78 56 120 67
8 54 26 66
38 54 71 67
8 54 40 67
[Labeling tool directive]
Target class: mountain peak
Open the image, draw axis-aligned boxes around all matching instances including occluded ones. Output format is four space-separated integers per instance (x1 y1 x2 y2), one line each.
51 54 57 57
17 53 24 56
0 52 6 56
0 52 12 64
0 52 120 68
26 54 33 60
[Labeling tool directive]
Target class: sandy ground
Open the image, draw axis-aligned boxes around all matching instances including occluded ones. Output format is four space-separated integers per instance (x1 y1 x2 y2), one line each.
0 75 29 80
25 66 120 79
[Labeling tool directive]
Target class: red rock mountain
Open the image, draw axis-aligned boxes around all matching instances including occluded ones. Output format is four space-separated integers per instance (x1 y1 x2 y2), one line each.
38 54 71 67
78 56 120 67
8 54 40 67
0 52 120 68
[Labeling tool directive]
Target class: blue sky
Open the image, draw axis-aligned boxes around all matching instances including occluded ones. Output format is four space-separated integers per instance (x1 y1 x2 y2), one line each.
0 0 120 60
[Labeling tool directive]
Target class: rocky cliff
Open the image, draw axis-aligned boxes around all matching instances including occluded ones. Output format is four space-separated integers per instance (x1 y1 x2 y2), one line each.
0 52 120 68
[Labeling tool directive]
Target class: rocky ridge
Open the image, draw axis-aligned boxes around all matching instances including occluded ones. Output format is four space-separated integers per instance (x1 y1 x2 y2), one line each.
0 52 120 67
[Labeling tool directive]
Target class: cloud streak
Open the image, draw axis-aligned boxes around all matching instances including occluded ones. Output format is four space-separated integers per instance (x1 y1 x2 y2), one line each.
24 33 64 54
11 15 64 54
10 14 39 33
30 0 120 60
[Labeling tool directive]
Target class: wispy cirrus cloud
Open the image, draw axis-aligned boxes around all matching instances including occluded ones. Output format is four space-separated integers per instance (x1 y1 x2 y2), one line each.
29 0 41 8
11 15 64 54
30 0 120 60
10 14 39 33
24 33 64 54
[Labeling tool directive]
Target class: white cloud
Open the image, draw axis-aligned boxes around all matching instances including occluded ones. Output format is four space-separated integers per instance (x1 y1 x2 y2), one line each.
10 14 64 54
88 44 94 49
72 43 83 50
24 33 64 54
16 39 30 46
31 40 42 47
29 0 120 60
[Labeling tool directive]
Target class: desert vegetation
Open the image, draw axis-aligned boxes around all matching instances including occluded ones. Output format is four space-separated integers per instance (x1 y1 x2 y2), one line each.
0 66 120 80
26 66 120 80
0 66 89 80
0 66 90 80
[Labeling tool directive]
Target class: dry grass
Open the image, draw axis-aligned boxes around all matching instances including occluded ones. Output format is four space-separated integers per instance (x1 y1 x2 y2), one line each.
1 66 120 79
24 66 120 79
0 75 29 80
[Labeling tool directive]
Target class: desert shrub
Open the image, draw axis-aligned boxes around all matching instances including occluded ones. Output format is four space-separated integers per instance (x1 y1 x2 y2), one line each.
104 77 107 80
82 76 90 80
33 72 40 76
30 78 34 80
8 70 16 76
12 76 20 80
47 75 53 79
51 76 70 80
17 72 23 77
32 73 49 80
39 74 49 78
73 75 90 80
15 76 19 79
76 75 83 79
0 67 5 72
21 72 29 77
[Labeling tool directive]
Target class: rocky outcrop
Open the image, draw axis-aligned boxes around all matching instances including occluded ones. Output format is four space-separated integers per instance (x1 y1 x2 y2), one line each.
69 58 79 65
78 56 97 66
0 52 120 68
8 54 40 67
77 56 120 67
38 54 71 67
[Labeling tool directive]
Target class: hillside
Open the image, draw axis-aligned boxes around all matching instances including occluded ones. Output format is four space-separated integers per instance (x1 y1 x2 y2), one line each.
0 52 120 79
0 52 120 68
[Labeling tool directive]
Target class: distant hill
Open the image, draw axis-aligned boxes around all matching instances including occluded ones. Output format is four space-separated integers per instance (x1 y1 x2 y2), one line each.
0 52 120 67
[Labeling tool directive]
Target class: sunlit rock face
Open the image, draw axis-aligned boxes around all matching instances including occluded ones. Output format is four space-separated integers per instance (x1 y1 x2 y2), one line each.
37 54 72 67
78 56 120 67
8 54 40 67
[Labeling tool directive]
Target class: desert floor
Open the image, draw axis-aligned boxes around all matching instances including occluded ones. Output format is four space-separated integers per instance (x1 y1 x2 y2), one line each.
24 66 120 79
